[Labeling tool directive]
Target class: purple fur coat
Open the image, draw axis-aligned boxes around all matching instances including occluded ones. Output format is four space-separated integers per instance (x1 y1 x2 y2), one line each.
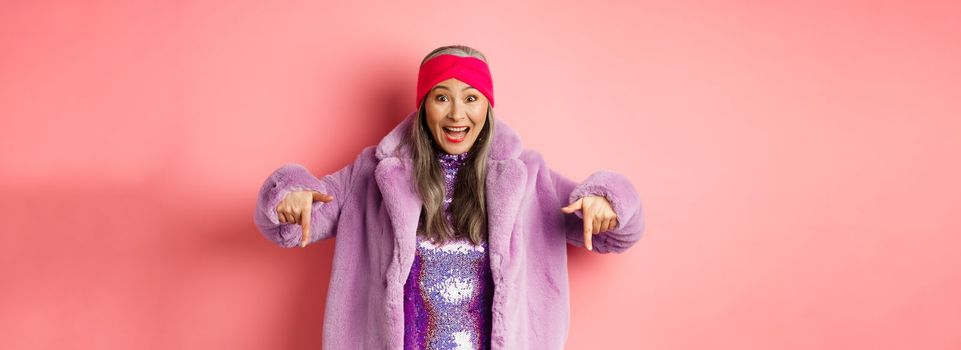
253 110 645 349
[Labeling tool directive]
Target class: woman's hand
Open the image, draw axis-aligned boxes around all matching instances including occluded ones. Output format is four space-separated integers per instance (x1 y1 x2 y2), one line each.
561 195 618 251
275 190 335 248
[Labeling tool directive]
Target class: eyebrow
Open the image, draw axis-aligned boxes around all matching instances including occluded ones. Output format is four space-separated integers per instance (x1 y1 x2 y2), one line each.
431 85 476 92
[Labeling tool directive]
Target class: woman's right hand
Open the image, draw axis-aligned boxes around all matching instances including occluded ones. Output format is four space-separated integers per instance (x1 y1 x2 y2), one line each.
275 190 335 248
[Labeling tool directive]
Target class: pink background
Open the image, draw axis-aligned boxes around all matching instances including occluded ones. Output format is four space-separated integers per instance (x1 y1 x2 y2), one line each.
2 0 959 349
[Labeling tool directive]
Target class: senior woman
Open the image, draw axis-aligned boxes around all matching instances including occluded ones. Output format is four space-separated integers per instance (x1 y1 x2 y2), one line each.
253 45 645 349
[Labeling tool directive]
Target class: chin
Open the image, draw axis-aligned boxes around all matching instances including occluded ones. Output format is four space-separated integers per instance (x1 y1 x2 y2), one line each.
443 145 469 154
434 132 476 154
440 140 474 154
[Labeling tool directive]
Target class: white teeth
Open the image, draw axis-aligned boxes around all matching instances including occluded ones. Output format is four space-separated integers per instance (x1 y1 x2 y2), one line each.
444 126 468 132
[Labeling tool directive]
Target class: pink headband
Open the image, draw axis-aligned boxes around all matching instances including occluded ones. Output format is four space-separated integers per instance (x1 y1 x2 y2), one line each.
415 54 495 110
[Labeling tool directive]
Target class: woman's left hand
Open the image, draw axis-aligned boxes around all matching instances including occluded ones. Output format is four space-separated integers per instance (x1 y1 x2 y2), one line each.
561 195 618 251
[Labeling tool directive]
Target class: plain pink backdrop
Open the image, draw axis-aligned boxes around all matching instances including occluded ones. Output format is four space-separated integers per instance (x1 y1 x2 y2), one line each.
2 0 959 349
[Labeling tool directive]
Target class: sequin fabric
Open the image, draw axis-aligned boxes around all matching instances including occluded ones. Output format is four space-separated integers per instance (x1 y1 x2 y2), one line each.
403 149 494 350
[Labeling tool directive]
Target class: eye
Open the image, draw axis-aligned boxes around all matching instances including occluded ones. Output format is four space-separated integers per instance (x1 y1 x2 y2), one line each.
467 95 477 102
435 94 448 102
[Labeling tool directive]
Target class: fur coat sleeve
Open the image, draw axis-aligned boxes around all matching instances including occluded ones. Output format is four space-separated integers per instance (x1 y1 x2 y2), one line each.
253 160 357 248
548 167 645 253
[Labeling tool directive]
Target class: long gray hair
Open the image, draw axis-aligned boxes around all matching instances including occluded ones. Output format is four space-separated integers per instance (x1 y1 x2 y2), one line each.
403 44 495 246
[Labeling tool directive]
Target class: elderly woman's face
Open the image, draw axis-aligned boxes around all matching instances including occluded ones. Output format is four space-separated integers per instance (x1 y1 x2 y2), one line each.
425 78 489 155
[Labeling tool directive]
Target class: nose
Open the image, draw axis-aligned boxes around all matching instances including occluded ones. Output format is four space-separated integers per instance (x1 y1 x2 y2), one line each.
446 99 468 121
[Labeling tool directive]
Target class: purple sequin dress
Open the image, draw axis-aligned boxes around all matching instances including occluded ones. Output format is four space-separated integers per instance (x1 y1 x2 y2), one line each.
403 149 494 349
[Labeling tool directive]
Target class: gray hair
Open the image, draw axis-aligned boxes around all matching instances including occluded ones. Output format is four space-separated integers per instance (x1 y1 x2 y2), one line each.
420 44 489 66
406 44 494 245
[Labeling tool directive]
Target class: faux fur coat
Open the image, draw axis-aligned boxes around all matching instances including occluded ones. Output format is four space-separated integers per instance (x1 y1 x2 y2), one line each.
253 110 645 349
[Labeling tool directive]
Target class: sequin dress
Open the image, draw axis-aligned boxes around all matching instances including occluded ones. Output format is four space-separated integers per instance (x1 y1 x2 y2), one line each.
403 149 495 350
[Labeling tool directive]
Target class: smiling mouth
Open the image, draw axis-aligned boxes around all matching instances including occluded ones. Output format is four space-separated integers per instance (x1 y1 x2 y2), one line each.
442 126 470 142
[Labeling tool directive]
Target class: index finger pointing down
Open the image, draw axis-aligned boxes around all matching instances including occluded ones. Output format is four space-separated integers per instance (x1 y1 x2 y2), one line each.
300 204 311 248
583 211 593 251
